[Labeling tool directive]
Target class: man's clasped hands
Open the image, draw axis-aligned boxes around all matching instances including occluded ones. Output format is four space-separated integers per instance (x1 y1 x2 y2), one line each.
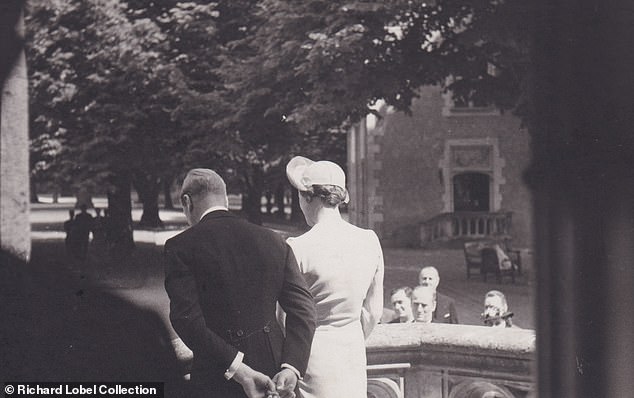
234 364 298 398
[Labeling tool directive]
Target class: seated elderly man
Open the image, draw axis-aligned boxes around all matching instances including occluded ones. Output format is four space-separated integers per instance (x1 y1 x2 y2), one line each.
482 290 518 328
411 286 437 324
388 287 414 323
418 266 459 324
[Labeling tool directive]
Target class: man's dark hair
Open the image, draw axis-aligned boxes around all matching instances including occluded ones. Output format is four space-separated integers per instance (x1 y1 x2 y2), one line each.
390 286 413 298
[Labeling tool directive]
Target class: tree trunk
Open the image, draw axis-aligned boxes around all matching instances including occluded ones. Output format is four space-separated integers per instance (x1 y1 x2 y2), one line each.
163 177 174 210
135 174 164 228
139 188 163 228
244 186 263 225
275 183 286 219
264 191 273 214
30 178 39 203
242 165 264 225
107 173 134 254
290 187 303 223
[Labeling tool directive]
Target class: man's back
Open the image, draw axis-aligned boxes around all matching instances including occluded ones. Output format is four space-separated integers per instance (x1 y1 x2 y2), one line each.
166 211 292 331
164 210 316 397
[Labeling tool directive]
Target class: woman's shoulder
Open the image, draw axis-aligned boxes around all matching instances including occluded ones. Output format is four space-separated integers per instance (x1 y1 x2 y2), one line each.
348 223 380 241
286 229 314 247
288 221 379 243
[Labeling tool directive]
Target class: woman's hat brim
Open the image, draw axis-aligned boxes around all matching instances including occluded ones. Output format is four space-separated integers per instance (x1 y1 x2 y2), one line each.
286 156 314 191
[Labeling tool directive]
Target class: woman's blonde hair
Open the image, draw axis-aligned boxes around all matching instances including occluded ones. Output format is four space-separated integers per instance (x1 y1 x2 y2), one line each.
300 184 347 207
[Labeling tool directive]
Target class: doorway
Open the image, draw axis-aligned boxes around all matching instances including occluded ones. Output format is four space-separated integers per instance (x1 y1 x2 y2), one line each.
453 172 490 211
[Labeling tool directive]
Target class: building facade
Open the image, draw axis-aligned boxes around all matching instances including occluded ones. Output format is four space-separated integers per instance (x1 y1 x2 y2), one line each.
347 85 533 249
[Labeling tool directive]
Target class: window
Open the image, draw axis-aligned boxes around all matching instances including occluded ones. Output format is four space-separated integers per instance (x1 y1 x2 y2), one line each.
441 90 500 117
453 172 491 212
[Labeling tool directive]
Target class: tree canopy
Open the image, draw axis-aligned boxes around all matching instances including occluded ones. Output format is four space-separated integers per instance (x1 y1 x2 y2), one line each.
26 0 532 224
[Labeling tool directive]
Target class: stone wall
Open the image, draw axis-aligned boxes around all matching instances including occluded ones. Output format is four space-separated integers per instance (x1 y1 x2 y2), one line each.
367 323 536 398
351 86 533 249
171 323 536 398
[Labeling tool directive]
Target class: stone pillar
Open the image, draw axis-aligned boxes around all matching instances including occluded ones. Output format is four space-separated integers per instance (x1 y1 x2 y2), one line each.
348 122 367 227
1 3 30 261
531 1 634 396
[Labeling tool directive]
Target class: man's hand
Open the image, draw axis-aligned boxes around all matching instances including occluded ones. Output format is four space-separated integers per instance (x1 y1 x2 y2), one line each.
233 363 276 398
272 368 298 398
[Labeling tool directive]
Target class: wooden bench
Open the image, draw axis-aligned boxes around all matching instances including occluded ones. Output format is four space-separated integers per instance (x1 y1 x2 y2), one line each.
463 240 522 283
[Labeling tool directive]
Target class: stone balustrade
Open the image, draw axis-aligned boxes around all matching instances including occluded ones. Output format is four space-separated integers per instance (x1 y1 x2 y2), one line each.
366 323 536 398
421 212 513 246
172 322 536 398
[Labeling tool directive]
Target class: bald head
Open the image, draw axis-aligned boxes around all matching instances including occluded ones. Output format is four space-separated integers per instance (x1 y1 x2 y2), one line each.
418 266 440 289
181 168 226 198
180 168 228 225
411 285 437 323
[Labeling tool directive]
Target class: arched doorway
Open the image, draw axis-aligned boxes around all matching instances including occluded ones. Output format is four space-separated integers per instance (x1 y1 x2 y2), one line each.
453 172 490 212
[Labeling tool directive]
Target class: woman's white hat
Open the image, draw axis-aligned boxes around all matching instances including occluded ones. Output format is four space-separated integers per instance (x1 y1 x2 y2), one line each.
286 156 349 203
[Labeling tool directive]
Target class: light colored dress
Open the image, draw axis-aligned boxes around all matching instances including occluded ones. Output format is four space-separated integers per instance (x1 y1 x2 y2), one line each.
286 218 384 398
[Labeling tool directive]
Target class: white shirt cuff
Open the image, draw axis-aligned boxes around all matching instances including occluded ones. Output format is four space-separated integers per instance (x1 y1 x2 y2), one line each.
224 351 244 380
281 363 302 380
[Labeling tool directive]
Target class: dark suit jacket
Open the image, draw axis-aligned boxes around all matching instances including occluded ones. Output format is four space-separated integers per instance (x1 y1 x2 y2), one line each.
164 210 316 397
433 292 459 324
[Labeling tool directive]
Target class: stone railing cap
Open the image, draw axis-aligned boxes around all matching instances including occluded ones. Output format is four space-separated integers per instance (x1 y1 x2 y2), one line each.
367 323 535 355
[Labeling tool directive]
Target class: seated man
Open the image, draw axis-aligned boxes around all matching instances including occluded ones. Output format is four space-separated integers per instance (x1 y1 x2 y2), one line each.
411 286 436 324
418 266 459 324
482 290 518 328
389 287 414 323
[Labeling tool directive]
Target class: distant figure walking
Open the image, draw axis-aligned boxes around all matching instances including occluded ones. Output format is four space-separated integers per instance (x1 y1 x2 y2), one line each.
73 205 94 260
74 188 94 210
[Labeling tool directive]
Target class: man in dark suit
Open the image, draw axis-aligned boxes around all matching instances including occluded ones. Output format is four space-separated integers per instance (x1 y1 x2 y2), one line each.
164 169 316 398
418 266 459 324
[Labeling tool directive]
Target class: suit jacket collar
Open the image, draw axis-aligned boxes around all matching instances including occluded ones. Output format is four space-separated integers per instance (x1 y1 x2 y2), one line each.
199 209 233 223
200 205 229 220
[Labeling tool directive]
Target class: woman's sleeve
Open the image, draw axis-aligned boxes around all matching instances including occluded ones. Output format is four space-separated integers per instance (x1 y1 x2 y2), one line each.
361 232 385 339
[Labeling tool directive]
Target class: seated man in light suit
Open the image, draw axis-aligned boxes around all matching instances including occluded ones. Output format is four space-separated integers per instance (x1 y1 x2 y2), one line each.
418 266 459 324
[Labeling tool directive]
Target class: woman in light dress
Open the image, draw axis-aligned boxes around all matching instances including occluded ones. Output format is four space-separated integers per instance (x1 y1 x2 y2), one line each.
285 156 384 398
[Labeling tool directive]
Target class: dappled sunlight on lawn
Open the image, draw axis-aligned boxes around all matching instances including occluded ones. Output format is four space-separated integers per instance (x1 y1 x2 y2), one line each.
28 203 535 330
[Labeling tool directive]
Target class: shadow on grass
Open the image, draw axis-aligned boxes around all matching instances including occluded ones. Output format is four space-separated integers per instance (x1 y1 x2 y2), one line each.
0 244 189 397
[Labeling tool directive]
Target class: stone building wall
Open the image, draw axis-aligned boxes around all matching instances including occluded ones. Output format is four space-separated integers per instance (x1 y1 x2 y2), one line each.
356 86 533 248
